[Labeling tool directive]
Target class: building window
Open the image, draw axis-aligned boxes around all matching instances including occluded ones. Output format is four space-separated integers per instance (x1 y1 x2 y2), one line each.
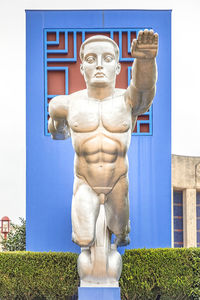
197 192 200 248
173 190 183 248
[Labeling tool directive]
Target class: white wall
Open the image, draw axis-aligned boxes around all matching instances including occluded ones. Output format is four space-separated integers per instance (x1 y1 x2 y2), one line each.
0 0 199 223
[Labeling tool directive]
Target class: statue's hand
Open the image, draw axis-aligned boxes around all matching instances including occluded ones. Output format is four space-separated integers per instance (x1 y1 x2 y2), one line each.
131 29 158 59
48 117 69 140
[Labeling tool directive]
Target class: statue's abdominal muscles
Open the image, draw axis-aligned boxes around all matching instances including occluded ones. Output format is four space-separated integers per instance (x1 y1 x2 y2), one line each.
72 134 131 191
68 95 132 190
74 133 130 191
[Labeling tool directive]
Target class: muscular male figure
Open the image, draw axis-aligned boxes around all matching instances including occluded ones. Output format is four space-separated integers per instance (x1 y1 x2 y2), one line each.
48 30 158 285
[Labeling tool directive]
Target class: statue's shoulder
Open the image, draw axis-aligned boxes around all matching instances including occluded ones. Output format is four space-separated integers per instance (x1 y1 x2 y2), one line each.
114 88 126 98
51 90 87 106
69 89 87 99
51 94 70 104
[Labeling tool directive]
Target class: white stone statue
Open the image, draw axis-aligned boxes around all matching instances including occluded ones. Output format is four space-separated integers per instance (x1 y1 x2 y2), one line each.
48 30 158 287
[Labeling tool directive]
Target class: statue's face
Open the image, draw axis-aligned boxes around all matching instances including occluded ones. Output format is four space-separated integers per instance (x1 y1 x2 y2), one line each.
80 41 121 87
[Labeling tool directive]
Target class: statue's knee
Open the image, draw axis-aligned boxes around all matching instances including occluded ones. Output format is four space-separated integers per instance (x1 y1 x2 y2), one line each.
72 231 95 247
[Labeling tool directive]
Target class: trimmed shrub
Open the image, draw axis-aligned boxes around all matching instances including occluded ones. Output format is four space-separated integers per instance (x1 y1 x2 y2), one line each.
191 248 200 299
0 249 199 299
0 252 79 300
120 248 200 300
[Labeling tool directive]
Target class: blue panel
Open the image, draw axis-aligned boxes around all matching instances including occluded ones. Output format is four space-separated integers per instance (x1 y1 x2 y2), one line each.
26 10 171 251
103 10 171 29
78 287 121 300
37 10 104 28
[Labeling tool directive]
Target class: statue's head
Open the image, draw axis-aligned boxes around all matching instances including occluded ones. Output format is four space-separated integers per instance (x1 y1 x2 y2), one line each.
80 35 121 88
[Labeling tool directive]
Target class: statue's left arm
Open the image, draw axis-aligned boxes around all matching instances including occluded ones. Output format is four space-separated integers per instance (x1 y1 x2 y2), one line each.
125 29 158 116
48 95 70 140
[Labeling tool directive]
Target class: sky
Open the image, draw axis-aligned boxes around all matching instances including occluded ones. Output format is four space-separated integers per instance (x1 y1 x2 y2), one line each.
0 0 200 224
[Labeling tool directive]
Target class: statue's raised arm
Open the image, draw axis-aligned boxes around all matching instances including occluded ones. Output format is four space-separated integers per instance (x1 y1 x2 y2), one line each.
126 29 158 116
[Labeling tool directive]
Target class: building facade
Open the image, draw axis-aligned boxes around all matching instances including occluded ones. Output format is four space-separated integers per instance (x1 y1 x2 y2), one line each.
172 154 200 248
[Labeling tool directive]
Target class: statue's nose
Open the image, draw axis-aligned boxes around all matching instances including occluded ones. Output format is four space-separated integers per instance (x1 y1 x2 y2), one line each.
96 56 103 69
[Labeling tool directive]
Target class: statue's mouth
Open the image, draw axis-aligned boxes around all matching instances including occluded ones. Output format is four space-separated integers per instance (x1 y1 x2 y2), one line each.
95 72 105 78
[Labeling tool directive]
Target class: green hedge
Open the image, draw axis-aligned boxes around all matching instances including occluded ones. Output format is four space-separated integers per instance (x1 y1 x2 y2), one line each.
120 248 200 300
0 249 199 299
0 252 79 300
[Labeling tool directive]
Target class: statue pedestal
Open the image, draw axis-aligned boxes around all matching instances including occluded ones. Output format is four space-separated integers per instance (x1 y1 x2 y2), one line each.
78 287 121 300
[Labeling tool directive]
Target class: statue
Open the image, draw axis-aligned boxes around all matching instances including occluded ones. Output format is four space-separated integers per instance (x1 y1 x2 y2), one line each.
48 30 158 287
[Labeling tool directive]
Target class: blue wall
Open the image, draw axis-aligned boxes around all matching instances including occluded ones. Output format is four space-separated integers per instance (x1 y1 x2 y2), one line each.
26 10 171 252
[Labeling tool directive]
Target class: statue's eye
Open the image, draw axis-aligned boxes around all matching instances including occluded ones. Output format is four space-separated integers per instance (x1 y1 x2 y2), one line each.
104 55 113 63
86 56 95 64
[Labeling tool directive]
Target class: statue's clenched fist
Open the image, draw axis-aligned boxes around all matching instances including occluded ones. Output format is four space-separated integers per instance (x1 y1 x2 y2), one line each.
131 29 158 59
48 117 69 140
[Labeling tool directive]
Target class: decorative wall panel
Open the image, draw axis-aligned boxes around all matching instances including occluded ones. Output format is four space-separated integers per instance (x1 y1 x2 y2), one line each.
44 29 152 136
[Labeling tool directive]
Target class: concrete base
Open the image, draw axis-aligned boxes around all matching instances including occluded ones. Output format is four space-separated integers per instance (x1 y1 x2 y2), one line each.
78 287 121 300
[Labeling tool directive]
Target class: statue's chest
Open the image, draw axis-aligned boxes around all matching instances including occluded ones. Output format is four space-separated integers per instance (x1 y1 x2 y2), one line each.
68 97 131 133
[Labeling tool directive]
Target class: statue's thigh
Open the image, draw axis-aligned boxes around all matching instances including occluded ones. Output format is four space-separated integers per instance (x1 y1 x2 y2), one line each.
105 176 129 235
72 182 100 245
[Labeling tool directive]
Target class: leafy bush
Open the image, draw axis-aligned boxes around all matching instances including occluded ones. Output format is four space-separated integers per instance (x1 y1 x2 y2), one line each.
0 249 199 299
1 218 26 251
0 252 79 300
120 248 200 300
190 248 200 300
